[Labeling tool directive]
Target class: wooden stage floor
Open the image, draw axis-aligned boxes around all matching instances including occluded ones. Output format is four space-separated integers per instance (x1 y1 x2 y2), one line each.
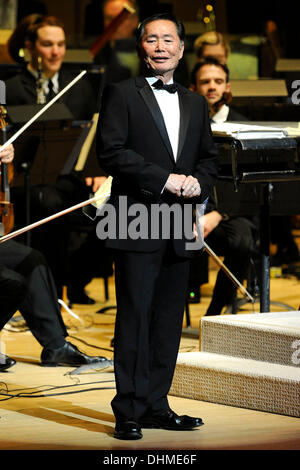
0 262 300 454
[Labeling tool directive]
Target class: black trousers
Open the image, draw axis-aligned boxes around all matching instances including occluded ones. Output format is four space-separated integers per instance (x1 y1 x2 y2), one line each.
205 216 256 315
111 240 190 422
0 265 27 319
0 240 67 348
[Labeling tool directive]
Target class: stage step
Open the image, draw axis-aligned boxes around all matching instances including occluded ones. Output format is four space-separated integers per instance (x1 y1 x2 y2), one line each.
200 311 300 367
170 352 300 417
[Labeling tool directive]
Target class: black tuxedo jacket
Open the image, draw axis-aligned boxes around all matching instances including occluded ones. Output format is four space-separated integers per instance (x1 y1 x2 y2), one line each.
227 107 248 122
97 76 218 256
5 68 96 120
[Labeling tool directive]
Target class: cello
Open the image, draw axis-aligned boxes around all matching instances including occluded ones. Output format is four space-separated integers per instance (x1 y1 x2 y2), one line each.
0 105 14 236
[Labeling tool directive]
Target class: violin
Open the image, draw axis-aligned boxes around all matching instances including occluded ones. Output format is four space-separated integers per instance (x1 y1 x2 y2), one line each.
89 3 135 57
0 105 14 236
209 91 232 119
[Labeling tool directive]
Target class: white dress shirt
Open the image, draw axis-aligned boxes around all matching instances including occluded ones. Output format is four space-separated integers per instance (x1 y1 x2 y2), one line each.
211 104 230 123
27 64 60 95
146 76 180 162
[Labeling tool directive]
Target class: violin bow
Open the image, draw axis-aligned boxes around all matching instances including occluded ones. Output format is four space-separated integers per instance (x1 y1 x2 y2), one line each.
203 241 254 303
0 70 87 153
0 185 112 244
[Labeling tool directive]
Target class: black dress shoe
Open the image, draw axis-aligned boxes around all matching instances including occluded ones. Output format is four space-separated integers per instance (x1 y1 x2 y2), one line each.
0 353 16 372
114 421 143 440
41 341 108 367
68 290 95 305
179 414 204 428
139 410 204 430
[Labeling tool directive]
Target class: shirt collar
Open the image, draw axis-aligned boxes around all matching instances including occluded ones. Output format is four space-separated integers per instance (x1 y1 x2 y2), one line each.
146 76 174 87
211 104 230 123
27 63 59 92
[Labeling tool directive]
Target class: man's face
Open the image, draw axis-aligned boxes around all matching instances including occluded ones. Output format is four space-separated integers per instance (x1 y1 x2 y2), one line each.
28 25 66 77
139 19 184 79
192 64 230 108
104 0 138 39
201 44 227 65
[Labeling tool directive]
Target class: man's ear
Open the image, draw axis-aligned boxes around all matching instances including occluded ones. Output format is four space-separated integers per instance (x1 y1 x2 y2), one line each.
226 82 231 94
189 83 195 92
179 42 184 60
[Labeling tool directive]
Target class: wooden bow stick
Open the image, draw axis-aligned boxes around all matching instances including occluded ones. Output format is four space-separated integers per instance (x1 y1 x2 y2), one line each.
0 187 111 244
204 241 254 303
89 3 136 57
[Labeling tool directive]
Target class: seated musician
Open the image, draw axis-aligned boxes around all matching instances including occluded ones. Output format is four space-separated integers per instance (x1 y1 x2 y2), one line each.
193 31 230 66
190 57 246 123
5 15 95 119
5 15 111 304
189 58 257 314
191 57 299 268
0 144 108 371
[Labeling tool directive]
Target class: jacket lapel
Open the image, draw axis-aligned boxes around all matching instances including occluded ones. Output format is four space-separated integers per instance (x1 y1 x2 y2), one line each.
135 77 191 164
136 77 174 161
177 85 191 162
21 71 38 101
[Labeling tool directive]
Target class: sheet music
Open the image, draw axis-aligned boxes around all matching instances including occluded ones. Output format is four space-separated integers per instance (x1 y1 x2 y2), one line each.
211 122 289 139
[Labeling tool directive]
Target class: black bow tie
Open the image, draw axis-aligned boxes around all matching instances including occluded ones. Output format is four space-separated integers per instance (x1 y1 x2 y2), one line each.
153 79 178 94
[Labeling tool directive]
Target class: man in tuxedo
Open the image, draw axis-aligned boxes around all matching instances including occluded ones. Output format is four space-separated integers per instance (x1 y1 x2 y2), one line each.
189 57 257 315
97 13 218 440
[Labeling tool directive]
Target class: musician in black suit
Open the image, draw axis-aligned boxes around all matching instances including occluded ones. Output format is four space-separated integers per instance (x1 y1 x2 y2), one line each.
189 57 257 314
0 144 108 371
97 13 218 440
5 15 109 303
5 15 95 118
190 57 246 123
5 67 95 121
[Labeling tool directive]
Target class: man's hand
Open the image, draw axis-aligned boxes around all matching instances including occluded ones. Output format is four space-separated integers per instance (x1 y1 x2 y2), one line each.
0 144 14 164
85 176 107 193
181 175 201 198
164 173 187 197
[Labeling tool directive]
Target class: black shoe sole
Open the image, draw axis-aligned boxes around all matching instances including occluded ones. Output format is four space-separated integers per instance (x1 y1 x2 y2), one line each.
114 432 143 440
41 360 112 368
140 420 204 430
0 362 16 372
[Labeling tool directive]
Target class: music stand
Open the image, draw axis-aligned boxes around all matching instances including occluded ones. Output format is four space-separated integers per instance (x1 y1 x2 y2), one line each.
275 59 300 95
231 79 288 98
276 59 300 73
6 103 78 244
230 79 292 121
214 133 300 312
